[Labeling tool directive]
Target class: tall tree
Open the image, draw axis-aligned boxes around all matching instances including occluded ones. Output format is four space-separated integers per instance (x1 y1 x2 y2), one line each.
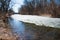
0 0 12 24
0 0 11 12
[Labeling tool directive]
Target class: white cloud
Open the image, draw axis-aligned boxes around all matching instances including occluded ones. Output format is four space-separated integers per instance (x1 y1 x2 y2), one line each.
12 0 24 13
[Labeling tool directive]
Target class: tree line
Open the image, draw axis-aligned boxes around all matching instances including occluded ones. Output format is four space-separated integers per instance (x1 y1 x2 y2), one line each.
0 0 60 18
19 0 60 18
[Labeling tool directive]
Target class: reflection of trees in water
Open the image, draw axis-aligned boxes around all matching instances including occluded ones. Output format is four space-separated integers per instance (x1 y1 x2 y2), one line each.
25 23 60 40
8 18 25 40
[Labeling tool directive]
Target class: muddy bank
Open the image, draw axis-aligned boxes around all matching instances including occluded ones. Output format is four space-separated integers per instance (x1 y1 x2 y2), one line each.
0 27 19 40
0 20 19 40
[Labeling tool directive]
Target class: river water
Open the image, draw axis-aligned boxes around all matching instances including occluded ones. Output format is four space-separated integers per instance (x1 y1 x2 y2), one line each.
8 15 60 40
8 18 25 40
8 17 41 40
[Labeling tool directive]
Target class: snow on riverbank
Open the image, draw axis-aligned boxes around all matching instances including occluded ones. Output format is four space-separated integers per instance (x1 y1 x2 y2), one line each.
11 14 60 28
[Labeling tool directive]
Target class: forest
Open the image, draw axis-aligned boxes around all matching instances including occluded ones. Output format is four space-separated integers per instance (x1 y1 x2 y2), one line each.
19 0 60 18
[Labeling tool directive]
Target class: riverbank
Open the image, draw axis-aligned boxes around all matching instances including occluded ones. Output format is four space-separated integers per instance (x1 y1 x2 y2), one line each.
0 19 19 40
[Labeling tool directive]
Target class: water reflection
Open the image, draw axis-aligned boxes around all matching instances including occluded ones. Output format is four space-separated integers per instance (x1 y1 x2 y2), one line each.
8 18 38 40
8 18 25 40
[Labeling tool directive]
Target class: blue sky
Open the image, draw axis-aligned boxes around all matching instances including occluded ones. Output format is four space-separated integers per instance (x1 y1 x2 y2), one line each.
11 0 24 13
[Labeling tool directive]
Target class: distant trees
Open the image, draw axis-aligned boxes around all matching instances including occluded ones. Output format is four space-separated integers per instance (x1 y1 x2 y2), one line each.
19 0 60 17
19 0 50 15
49 0 60 17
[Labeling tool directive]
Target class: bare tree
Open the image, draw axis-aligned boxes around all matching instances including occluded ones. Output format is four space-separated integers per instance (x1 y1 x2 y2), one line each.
0 0 12 24
19 0 60 17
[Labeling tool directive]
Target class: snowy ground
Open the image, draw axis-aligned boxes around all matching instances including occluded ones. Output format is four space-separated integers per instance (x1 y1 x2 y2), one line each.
11 14 60 28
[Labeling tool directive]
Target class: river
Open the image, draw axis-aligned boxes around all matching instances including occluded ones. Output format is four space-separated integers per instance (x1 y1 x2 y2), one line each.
8 15 60 40
8 18 25 40
8 18 37 40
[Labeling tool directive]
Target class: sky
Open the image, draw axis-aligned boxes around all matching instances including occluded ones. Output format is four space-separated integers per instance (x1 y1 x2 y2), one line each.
11 0 24 13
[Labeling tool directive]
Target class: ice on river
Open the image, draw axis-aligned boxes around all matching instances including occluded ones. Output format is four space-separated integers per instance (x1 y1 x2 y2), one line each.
11 14 60 28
